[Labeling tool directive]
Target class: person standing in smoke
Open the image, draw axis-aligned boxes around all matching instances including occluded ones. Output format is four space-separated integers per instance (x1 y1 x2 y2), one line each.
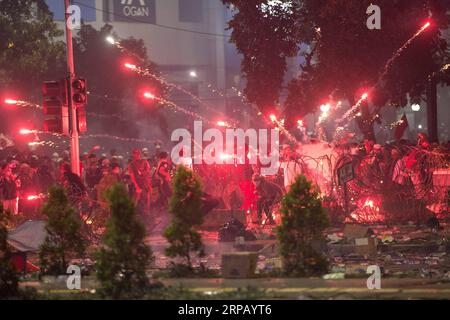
155 151 172 209
128 149 152 215
60 162 87 210
236 143 255 212
253 174 283 225
0 162 19 215
280 144 303 192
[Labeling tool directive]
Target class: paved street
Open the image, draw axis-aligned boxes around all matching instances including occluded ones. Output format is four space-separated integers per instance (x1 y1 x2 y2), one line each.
159 277 450 299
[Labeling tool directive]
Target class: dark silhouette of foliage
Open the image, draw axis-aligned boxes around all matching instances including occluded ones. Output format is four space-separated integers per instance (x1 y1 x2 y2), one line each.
95 184 154 299
39 187 86 275
164 166 205 270
277 175 329 277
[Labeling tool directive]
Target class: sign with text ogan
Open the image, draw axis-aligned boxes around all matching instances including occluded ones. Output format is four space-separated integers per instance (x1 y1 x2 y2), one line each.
113 0 156 24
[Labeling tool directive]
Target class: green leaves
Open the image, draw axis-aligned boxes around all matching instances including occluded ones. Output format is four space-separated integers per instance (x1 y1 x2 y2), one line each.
223 0 304 112
0 205 19 298
95 184 153 299
277 175 329 277
0 0 65 95
39 187 87 275
164 166 205 270
224 0 450 130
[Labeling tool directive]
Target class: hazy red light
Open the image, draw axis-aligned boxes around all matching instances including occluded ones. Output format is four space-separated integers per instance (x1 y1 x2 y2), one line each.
217 121 226 127
423 21 431 30
361 93 369 100
27 195 39 201
269 114 277 122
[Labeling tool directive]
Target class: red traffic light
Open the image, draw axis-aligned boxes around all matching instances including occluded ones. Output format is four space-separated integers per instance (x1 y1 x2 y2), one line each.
72 78 87 107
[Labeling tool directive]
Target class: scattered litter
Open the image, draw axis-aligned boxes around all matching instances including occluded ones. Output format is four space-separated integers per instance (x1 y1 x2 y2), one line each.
323 272 345 280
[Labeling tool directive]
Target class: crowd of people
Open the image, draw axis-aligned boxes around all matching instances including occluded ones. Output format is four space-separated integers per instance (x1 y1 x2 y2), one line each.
330 133 450 222
0 143 175 223
1 132 448 228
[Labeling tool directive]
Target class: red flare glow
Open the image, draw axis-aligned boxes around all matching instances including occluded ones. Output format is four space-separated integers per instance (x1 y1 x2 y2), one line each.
143 92 156 99
20 129 34 135
124 62 137 70
4 98 18 105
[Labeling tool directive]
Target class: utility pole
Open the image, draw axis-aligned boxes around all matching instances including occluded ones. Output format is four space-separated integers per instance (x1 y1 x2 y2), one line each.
64 0 80 175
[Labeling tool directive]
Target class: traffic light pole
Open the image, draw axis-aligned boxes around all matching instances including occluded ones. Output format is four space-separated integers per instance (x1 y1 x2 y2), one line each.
64 0 80 176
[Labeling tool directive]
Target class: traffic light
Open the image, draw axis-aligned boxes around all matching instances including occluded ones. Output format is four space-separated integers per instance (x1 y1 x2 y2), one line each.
76 106 87 133
71 78 87 108
72 78 87 133
42 80 69 135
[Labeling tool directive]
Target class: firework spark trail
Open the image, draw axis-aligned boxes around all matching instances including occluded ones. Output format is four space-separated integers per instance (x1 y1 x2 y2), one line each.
270 116 297 144
377 22 431 86
134 65 240 127
80 134 157 144
5 100 42 109
157 97 217 126
113 40 240 127
9 92 219 129
337 93 369 124
428 63 450 80
336 22 431 127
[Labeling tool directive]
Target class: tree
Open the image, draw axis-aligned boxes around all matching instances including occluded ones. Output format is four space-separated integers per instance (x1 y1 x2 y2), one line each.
277 175 329 277
95 184 153 299
222 0 304 113
164 166 205 270
0 0 65 133
224 1 450 140
39 187 86 275
0 206 19 298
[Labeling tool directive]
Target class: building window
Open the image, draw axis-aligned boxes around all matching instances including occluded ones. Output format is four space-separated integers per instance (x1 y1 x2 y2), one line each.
179 0 203 23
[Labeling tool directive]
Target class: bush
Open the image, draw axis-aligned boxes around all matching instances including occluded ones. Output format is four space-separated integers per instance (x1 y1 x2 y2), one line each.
277 175 329 277
95 184 154 299
39 187 87 275
0 206 19 298
164 166 205 271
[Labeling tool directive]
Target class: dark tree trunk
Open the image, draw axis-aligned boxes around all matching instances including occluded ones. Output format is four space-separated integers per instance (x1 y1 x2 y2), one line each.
426 77 438 143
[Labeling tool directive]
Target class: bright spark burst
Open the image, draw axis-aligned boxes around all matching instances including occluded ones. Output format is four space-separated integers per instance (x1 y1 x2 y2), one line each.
4 99 18 105
20 129 35 135
124 62 137 70
143 92 156 99
106 36 116 45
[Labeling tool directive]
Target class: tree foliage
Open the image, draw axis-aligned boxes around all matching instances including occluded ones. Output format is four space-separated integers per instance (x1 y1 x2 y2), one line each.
277 175 329 277
224 0 450 131
0 0 65 95
39 187 87 275
95 184 154 299
0 206 19 299
164 166 205 270
222 0 304 113
0 0 65 134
